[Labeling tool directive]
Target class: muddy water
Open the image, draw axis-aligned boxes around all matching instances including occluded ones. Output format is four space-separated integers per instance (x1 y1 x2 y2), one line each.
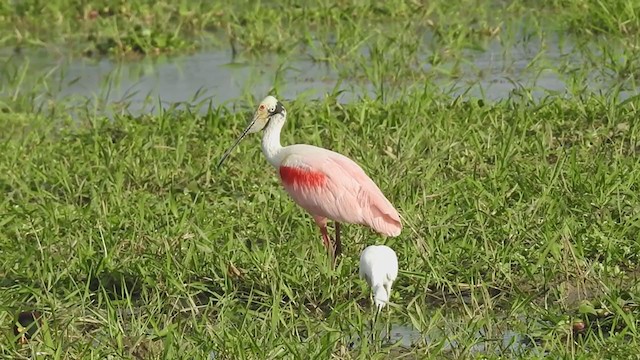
0 48 373 115
0 32 636 116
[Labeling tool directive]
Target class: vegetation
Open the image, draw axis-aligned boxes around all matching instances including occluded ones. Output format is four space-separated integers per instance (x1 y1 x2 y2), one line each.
1 0 640 359
0 0 638 57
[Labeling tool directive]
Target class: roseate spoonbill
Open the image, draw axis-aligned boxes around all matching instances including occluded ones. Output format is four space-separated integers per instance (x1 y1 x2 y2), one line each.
359 245 398 310
217 96 402 262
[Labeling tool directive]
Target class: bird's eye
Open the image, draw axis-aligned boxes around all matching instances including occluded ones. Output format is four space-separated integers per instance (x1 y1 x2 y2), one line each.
268 106 276 113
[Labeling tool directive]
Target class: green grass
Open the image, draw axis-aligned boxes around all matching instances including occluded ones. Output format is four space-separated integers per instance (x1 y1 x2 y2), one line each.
2 0 640 358
0 0 638 58
1 88 640 358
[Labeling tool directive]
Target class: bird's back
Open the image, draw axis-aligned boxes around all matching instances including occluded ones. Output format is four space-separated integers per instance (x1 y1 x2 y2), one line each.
278 144 402 236
359 245 398 285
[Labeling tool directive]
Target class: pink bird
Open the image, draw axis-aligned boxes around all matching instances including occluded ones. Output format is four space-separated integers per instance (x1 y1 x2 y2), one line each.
217 96 402 263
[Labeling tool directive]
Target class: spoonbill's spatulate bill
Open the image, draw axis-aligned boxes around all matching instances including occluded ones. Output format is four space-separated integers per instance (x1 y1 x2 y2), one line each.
217 96 402 263
359 245 398 310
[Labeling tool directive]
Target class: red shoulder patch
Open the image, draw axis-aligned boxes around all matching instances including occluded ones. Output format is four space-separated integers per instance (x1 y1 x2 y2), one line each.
279 166 326 188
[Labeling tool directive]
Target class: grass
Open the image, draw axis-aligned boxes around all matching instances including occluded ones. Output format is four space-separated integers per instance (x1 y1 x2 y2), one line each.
0 0 638 58
1 0 640 359
1 88 640 358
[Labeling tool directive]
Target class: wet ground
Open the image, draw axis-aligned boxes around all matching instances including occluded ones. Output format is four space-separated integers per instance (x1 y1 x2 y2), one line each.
334 312 547 358
381 321 542 357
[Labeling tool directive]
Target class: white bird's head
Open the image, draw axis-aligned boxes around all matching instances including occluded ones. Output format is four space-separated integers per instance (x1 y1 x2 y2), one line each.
373 285 389 310
217 95 286 168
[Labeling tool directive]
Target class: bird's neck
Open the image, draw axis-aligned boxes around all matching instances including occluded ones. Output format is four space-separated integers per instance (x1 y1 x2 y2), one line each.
261 113 285 168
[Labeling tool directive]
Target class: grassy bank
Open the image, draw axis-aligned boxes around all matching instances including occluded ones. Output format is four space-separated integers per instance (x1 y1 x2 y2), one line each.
1 90 640 358
0 0 638 58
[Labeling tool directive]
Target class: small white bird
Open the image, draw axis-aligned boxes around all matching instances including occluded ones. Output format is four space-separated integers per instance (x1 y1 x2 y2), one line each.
359 245 398 310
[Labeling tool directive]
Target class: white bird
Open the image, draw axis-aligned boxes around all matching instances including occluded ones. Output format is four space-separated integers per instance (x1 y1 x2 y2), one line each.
359 245 398 310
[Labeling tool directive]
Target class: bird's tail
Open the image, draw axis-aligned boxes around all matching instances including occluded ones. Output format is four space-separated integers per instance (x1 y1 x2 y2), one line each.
373 284 389 309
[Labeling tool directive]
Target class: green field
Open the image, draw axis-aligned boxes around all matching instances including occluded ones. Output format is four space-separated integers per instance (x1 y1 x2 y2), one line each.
2 0 640 359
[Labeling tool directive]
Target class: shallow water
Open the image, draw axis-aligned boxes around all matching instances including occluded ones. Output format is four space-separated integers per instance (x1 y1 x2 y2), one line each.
0 31 637 116
0 48 373 115
384 323 538 356
344 317 546 358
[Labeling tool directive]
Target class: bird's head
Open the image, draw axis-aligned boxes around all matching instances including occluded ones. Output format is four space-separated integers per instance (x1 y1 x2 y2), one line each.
373 284 389 310
217 96 285 169
247 96 286 134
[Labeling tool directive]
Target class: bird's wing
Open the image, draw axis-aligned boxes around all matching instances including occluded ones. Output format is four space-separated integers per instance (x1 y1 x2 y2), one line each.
278 148 401 236
384 247 399 281
328 154 402 227
386 263 399 282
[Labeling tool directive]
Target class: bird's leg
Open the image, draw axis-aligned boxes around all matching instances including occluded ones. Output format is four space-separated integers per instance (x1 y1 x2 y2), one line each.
334 222 342 259
319 225 334 258
372 306 381 345
314 216 335 263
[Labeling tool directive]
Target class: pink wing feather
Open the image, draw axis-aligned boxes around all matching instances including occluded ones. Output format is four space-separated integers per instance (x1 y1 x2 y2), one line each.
278 149 402 237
